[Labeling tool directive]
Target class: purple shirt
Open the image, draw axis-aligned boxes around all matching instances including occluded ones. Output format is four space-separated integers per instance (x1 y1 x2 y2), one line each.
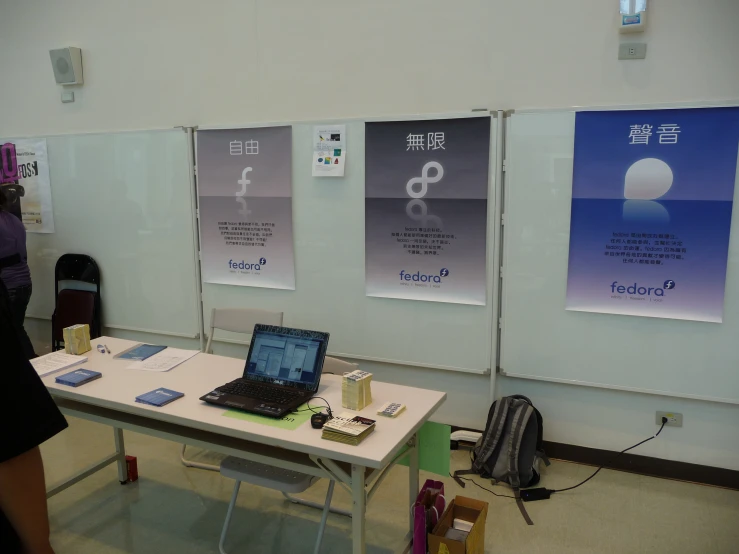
0 211 31 289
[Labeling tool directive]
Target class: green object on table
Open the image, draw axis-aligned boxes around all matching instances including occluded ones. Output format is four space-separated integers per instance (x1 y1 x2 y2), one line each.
400 421 451 476
222 403 312 431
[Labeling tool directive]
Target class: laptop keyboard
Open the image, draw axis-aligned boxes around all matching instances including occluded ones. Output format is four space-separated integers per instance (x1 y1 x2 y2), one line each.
219 381 301 405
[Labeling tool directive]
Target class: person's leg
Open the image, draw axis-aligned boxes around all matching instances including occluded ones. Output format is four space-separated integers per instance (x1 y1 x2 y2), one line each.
6 284 37 359
0 447 55 554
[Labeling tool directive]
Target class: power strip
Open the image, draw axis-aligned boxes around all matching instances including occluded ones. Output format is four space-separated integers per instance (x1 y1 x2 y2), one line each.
450 430 482 444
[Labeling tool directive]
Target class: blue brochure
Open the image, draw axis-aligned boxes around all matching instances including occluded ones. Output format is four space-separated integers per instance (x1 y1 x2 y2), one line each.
118 344 167 361
135 388 184 407
55 369 102 387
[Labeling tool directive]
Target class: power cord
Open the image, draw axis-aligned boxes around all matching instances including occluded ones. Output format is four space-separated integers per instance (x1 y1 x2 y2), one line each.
545 416 668 495
457 418 669 504
451 473 516 499
294 396 333 418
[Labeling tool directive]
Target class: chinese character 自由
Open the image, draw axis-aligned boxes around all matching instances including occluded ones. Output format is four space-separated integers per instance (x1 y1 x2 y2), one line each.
657 124 681 144
629 124 653 145
406 134 425 151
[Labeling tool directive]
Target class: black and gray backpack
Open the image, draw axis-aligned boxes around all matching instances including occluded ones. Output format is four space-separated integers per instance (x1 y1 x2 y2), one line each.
454 395 549 522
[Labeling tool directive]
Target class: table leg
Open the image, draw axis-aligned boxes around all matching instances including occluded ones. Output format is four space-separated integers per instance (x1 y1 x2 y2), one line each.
113 427 128 484
408 432 420 537
351 463 367 554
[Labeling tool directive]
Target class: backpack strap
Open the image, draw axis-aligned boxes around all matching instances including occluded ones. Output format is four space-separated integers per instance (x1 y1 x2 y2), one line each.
472 396 512 473
505 399 534 489
453 397 512 486
531 406 550 466
514 488 534 525
511 396 551 468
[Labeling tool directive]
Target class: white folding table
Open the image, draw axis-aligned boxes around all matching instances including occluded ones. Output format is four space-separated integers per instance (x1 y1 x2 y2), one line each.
41 337 447 554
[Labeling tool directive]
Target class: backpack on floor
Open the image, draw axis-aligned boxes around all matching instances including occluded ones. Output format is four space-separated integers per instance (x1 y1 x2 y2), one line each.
453 395 549 523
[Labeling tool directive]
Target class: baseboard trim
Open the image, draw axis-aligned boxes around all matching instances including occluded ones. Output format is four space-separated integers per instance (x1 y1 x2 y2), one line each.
449 426 738 490
542 441 739 491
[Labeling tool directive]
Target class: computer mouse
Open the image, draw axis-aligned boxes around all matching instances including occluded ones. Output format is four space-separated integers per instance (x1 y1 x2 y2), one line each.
311 412 329 429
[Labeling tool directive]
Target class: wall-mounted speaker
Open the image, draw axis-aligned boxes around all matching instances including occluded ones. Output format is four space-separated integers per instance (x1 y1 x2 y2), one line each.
49 47 83 85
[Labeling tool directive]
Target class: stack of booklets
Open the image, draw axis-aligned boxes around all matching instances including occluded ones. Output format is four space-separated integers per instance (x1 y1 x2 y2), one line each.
116 344 167 361
55 369 102 387
341 370 373 411
63 324 91 355
321 413 376 446
135 388 184 407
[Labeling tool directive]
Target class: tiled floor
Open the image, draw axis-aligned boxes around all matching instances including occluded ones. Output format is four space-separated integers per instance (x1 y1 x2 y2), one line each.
42 417 738 553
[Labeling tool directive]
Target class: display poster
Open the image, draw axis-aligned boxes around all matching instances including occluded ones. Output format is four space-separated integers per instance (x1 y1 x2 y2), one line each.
0 138 54 233
312 124 346 177
197 126 295 289
365 117 490 305
566 107 739 323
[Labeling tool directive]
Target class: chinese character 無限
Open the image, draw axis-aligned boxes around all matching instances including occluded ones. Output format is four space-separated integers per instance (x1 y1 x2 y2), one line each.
629 124 653 145
657 124 681 144
427 132 445 151
406 134 425 151
245 140 259 155
229 141 243 155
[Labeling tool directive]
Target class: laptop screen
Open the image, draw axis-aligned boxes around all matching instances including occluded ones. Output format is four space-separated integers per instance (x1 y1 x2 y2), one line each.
244 325 329 391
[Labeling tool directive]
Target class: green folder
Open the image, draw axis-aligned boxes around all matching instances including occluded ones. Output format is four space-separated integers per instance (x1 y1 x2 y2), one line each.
400 421 451 477
223 403 313 431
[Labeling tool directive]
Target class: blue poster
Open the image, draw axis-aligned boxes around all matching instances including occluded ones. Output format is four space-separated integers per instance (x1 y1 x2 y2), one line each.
566 107 739 323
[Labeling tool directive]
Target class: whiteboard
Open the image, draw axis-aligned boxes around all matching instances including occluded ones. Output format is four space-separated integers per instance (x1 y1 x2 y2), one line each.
199 114 499 373
19 129 201 338
499 108 739 403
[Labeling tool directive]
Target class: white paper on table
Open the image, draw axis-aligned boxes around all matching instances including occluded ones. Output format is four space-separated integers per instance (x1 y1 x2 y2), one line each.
312 124 346 177
126 348 199 372
31 352 88 377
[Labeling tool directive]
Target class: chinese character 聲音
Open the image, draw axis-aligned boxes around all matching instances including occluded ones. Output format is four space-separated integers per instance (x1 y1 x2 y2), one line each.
407 134 425 151
230 141 243 156
245 140 259 155
629 124 653 145
657 124 681 144
428 132 445 151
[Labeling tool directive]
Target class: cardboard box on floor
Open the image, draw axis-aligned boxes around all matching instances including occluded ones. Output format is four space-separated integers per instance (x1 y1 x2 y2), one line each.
428 496 488 554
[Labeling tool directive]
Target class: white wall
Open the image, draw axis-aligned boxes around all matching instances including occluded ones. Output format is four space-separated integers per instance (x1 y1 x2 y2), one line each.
4 0 739 469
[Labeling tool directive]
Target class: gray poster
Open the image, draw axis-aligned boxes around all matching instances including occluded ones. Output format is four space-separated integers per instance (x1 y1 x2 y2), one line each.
197 126 295 289
365 117 490 305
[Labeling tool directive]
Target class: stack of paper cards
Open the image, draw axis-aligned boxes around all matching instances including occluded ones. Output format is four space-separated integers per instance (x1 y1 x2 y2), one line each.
376 401 406 418
135 388 184 407
321 413 376 446
55 369 102 387
63 324 91 355
342 369 373 411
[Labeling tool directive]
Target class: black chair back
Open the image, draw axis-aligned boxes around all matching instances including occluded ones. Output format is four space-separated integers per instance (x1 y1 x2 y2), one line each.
52 254 102 350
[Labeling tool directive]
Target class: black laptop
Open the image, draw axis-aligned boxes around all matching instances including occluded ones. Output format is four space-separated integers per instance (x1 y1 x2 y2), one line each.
200 324 329 418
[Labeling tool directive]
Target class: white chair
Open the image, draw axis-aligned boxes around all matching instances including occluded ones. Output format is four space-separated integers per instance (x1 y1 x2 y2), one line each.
181 307 284 471
218 457 336 554
322 355 359 376
204 307 284 355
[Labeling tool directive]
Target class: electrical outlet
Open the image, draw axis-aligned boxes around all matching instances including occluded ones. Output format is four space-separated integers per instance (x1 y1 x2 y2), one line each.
656 411 683 427
619 42 647 60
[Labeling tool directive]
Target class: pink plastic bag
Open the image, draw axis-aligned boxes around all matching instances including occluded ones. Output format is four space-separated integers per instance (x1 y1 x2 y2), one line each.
412 479 446 554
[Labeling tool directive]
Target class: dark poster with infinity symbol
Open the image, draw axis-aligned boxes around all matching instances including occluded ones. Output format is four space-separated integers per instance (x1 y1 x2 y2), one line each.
365 117 491 305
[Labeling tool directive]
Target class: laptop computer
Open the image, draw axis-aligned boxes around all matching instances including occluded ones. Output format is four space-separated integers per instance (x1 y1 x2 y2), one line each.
200 324 330 418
